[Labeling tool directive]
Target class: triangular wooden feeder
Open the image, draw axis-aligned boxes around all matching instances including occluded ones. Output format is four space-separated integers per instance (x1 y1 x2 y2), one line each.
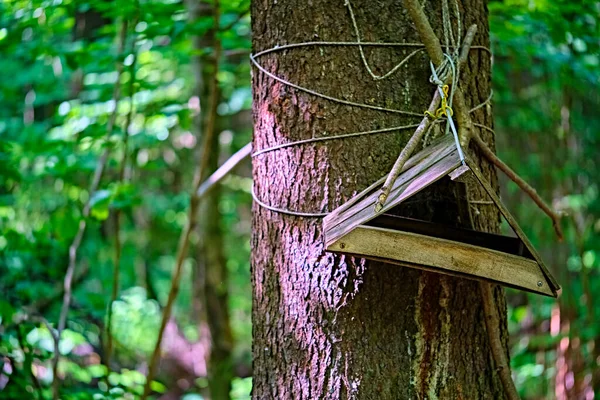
323 135 561 297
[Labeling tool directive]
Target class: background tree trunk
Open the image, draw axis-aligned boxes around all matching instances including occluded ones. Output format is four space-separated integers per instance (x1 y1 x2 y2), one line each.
197 138 236 400
251 0 510 398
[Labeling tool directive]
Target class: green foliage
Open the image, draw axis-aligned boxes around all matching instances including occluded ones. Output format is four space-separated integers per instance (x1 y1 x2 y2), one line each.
491 0 600 397
1 0 251 398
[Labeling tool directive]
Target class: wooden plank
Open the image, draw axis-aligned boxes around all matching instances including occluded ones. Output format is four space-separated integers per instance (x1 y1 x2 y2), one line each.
448 164 473 183
366 215 531 258
326 150 460 245
325 150 461 246
327 226 555 297
465 159 561 295
324 136 455 231
196 143 251 198
325 143 458 239
324 135 455 231
399 134 454 170
323 175 386 231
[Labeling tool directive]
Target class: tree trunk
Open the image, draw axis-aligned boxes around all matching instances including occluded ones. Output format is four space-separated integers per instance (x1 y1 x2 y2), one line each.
251 0 510 398
190 0 235 394
197 139 235 400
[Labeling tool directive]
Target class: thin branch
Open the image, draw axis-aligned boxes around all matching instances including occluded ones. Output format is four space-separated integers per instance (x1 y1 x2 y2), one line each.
196 142 251 198
105 31 139 373
401 3 524 398
51 19 129 400
223 48 251 58
480 283 521 400
471 134 563 240
570 214 594 323
141 0 222 397
403 0 472 145
457 24 478 65
375 94 440 211
375 24 477 211
403 0 444 64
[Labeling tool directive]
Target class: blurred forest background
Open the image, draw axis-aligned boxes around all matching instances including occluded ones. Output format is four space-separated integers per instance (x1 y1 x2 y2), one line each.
0 0 598 399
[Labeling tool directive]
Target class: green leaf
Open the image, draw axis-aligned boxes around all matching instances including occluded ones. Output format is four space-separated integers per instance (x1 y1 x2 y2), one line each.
0 300 15 324
90 189 112 220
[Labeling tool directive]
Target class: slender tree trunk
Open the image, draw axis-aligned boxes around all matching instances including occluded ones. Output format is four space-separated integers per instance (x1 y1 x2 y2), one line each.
251 0 511 398
189 0 234 395
198 141 235 399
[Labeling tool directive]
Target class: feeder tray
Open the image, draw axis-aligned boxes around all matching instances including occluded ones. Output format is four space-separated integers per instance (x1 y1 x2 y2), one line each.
323 135 561 297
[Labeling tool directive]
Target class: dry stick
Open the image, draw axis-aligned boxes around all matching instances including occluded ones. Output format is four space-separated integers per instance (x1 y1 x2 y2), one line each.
196 142 252 198
404 0 562 240
401 2 522 398
404 0 444 63
105 37 138 373
375 94 440 212
140 1 222 398
375 24 477 211
480 283 520 400
404 0 472 145
51 19 129 400
471 134 563 240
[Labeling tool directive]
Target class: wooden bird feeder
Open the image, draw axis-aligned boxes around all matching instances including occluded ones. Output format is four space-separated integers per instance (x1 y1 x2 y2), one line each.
323 135 561 297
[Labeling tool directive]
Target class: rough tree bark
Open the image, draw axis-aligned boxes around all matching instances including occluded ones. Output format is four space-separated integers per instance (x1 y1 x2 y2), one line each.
251 0 511 398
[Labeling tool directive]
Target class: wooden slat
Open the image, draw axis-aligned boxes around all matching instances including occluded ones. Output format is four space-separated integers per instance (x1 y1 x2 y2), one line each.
325 147 458 241
323 175 387 231
448 164 472 183
325 150 461 246
324 135 455 231
367 215 531 258
326 150 460 245
327 226 556 297
465 159 561 295
325 139 457 234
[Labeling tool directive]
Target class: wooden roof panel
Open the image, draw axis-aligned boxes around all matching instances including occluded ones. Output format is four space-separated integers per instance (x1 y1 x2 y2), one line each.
325 148 461 246
323 135 456 231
